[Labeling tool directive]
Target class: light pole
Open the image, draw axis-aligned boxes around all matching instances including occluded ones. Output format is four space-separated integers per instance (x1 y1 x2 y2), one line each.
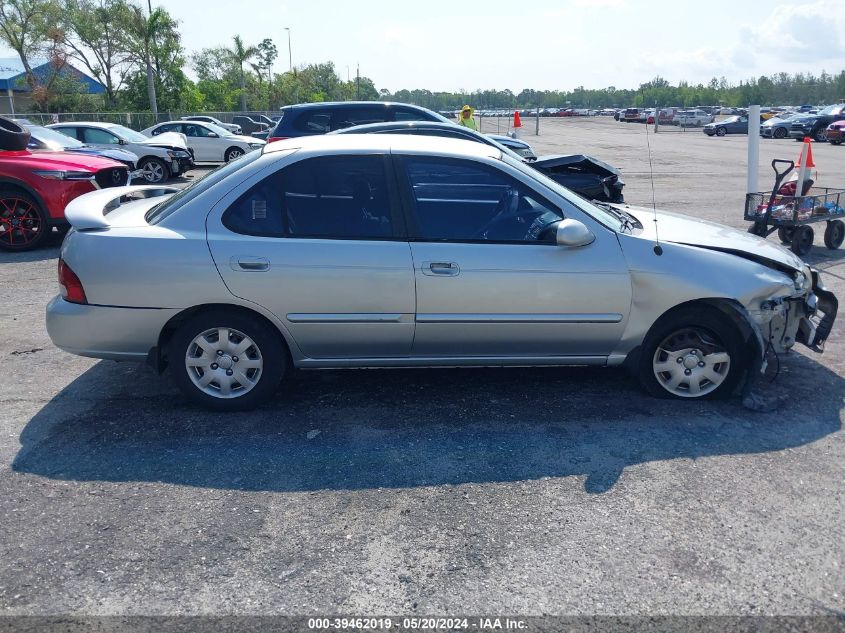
284 28 292 72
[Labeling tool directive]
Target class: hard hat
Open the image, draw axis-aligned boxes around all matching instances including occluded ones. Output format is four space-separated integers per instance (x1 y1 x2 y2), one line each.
461 105 472 112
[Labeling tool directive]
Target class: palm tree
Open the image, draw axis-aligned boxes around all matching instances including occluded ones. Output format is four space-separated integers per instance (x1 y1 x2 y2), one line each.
227 35 257 112
126 4 170 119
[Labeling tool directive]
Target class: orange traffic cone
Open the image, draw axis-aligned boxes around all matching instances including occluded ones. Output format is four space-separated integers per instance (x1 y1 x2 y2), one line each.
796 137 815 168
513 111 522 128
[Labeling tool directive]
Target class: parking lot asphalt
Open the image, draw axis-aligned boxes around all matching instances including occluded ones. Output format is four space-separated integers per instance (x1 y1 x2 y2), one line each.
1 117 843 616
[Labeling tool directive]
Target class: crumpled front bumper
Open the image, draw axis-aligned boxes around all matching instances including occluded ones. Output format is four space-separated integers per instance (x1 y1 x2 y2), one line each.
798 268 838 352
755 267 838 358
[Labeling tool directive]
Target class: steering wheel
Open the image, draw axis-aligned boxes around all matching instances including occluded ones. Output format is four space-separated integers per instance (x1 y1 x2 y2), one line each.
472 188 521 239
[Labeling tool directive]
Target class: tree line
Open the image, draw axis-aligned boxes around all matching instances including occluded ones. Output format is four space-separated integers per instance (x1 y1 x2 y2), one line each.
1 0 844 116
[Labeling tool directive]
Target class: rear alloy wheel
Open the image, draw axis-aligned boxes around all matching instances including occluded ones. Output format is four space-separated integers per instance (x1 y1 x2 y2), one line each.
774 127 788 139
225 147 244 162
639 307 744 399
0 189 48 251
790 224 814 256
777 226 796 244
824 220 844 249
169 309 286 410
716 127 727 137
138 157 168 184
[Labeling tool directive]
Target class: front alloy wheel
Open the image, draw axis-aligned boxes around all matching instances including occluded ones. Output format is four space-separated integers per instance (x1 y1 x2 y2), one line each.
652 328 730 398
639 306 744 400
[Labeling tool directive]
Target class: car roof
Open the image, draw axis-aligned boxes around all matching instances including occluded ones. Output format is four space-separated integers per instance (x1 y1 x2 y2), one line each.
51 121 120 130
332 121 461 134
281 101 426 111
264 133 500 160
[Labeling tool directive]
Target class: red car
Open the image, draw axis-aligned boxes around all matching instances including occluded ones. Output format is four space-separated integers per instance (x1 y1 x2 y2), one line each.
827 120 845 146
1 143 129 251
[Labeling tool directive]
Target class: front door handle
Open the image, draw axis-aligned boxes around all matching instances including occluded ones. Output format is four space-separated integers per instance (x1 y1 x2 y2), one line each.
422 261 460 276
230 256 270 272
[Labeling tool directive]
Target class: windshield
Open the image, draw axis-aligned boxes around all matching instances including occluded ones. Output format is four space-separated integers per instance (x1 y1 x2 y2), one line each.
500 153 619 230
27 124 85 149
818 105 842 116
146 150 263 224
204 122 233 137
107 124 149 143
723 116 739 123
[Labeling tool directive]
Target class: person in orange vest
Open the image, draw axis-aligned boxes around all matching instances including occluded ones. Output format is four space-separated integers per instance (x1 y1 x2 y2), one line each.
457 105 477 131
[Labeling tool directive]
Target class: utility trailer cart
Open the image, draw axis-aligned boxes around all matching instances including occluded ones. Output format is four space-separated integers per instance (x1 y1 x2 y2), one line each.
746 159 845 256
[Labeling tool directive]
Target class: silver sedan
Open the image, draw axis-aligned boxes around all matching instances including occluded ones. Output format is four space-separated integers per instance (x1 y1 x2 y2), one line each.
46 135 838 410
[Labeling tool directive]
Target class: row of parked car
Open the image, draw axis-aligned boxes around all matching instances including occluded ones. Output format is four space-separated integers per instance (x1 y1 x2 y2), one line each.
0 101 628 252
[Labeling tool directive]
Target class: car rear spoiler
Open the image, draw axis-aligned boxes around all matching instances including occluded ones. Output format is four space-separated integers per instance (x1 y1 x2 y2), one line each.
64 185 180 230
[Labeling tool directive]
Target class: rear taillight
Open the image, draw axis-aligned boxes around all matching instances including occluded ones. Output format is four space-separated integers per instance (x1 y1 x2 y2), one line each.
58 259 87 305
268 136 288 143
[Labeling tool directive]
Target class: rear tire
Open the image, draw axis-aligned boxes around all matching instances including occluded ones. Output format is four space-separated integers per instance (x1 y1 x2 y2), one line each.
777 226 795 244
639 306 745 400
790 225 814 256
0 188 49 251
168 309 287 411
824 220 844 249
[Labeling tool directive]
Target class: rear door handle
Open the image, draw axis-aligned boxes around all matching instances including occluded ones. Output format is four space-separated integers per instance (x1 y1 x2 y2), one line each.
422 261 460 276
230 256 270 272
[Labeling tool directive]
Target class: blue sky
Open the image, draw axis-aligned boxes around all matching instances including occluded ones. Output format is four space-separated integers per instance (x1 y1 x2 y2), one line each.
4 0 845 92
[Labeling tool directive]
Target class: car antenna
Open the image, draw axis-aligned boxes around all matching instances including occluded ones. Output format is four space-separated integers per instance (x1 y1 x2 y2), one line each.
644 110 663 256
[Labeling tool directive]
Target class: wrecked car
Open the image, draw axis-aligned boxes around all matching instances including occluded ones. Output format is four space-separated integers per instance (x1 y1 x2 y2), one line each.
48 122 194 184
46 135 836 410
331 121 624 202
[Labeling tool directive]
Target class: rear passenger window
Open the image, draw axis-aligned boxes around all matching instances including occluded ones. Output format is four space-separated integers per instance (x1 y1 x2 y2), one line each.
294 111 331 134
394 108 432 122
331 107 387 130
222 155 394 240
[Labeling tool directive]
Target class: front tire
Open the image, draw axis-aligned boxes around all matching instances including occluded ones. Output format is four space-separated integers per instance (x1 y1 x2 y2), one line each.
790 225 814 256
814 128 827 142
0 188 49 251
639 306 745 400
716 127 727 137
138 157 168 184
168 309 287 410
774 127 788 139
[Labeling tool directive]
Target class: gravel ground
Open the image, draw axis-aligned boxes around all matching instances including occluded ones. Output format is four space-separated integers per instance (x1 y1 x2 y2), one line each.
1 117 843 618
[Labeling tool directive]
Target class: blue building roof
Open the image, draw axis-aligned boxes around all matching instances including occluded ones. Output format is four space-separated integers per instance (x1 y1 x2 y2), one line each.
0 58 106 94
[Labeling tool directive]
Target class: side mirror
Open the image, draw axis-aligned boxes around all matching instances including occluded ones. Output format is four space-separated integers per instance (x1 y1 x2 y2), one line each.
118 138 127 144
207 132 218 138
556 219 595 248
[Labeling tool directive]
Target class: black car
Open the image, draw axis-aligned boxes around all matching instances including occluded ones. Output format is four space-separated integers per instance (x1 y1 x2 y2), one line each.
268 102 448 141
703 115 750 136
788 104 845 142
232 116 270 136
331 121 624 203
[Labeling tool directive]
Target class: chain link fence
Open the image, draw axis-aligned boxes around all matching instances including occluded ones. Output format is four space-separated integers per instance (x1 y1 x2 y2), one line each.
12 111 281 130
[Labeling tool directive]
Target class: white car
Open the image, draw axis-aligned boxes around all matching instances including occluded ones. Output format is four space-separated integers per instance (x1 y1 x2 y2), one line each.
142 121 266 163
48 121 194 184
181 115 242 135
675 110 713 127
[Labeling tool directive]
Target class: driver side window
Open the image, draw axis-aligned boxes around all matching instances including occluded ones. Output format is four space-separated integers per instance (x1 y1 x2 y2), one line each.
402 157 562 242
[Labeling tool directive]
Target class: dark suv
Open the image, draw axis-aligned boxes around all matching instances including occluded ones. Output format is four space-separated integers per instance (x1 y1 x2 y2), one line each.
788 104 845 142
268 101 448 142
